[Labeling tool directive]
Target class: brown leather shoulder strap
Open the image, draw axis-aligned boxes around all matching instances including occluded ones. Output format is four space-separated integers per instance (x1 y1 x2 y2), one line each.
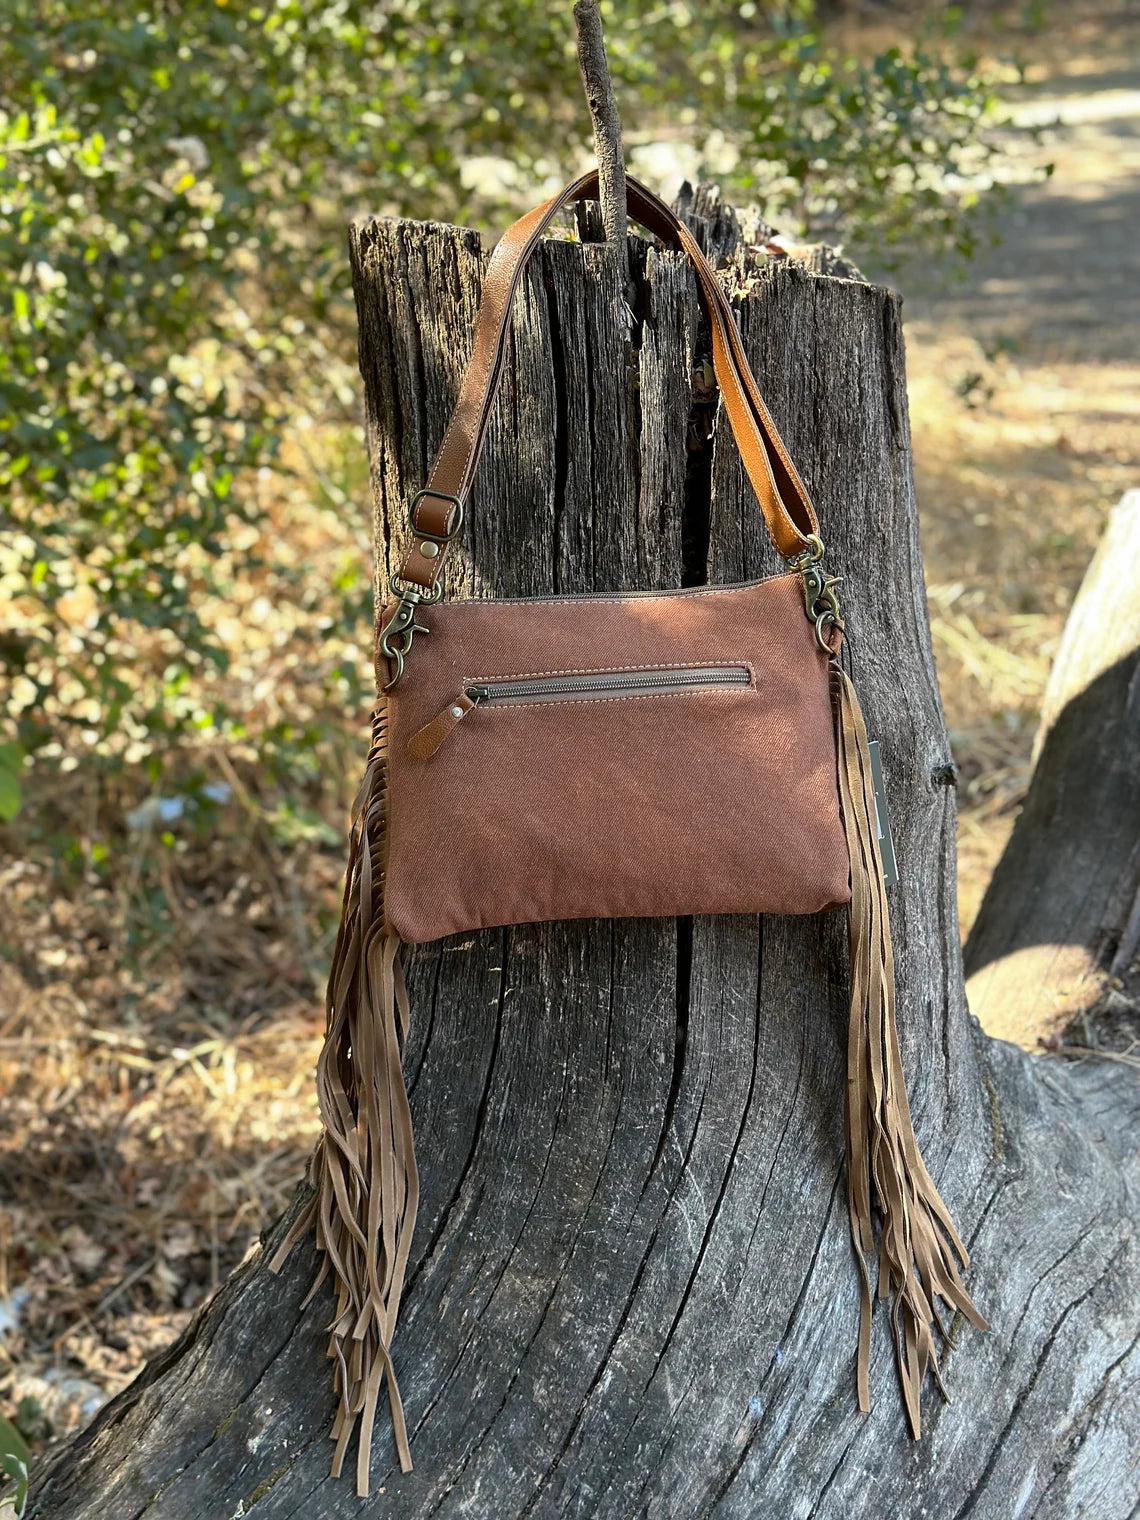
398 172 819 593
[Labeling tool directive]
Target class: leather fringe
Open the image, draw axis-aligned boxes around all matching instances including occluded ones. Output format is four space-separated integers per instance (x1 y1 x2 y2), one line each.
832 665 987 1436
268 700 418 1496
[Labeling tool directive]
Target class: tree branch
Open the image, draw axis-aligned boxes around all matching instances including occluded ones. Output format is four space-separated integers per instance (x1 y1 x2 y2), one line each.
573 0 628 287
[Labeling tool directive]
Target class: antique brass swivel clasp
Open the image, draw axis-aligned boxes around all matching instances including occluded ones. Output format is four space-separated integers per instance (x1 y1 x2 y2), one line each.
788 534 845 652
378 582 436 689
378 488 464 688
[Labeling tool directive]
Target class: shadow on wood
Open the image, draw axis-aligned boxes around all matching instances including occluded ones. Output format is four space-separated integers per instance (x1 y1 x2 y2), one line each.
27 198 1140 1520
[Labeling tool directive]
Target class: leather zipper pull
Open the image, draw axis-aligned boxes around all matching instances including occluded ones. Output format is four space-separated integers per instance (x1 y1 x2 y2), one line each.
408 692 476 759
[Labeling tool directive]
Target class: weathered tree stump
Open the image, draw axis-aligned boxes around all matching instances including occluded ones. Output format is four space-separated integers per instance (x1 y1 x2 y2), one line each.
27 198 1140 1519
966 488 1140 1046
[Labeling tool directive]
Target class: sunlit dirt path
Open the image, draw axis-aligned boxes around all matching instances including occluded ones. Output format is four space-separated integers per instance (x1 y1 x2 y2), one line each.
901 36 1140 996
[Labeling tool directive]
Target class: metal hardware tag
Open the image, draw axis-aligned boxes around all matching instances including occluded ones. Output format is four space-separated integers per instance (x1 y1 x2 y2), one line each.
867 740 899 887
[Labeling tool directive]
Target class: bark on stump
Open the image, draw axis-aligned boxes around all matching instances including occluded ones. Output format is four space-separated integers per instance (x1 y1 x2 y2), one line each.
27 198 1140 1520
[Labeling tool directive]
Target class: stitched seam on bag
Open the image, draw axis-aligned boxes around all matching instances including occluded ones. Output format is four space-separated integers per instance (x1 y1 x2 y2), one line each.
443 572 800 611
464 660 756 685
429 272 503 481
425 393 470 495
717 289 799 479
428 221 545 498
708 268 808 496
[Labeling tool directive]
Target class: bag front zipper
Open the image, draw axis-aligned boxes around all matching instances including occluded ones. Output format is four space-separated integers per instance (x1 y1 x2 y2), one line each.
409 664 752 759
470 664 751 703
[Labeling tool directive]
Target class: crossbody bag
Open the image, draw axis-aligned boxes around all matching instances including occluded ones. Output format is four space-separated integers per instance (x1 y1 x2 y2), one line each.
271 171 986 1497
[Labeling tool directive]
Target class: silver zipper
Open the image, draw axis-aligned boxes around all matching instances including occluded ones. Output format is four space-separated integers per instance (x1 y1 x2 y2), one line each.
466 665 751 704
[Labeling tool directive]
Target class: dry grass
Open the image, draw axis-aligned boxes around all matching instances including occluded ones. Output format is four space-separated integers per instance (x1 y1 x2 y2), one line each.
2 2 1139 1479
0 830 334 1449
911 340 1140 933
0 450 373 1454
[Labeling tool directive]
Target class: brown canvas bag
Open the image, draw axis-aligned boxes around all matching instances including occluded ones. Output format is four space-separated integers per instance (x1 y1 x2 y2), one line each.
271 171 985 1496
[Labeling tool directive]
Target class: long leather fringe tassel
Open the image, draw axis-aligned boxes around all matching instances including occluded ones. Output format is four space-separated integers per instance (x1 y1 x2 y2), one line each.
269 700 418 1496
832 665 986 1436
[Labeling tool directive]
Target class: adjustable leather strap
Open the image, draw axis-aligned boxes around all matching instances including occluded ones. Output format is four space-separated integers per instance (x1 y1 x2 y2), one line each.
398 171 820 594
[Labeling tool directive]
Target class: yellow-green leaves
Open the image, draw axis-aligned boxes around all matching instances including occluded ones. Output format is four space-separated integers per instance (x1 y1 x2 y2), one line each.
0 743 25 821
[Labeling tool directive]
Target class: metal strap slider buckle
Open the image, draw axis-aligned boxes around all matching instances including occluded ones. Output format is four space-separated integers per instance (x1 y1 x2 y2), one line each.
409 487 465 547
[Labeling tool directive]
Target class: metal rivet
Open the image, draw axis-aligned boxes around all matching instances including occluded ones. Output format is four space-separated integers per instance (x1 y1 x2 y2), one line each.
449 706 463 719
419 540 440 558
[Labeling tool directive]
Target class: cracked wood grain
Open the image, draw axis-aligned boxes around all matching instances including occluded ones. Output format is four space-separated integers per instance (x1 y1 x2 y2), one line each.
27 199 1140 1520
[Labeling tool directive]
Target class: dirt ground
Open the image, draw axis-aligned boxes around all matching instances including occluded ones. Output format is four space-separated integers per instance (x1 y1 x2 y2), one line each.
903 18 1140 936
2 4 1139 1487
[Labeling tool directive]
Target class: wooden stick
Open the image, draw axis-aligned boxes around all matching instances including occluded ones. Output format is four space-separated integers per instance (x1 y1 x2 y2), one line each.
573 0 629 287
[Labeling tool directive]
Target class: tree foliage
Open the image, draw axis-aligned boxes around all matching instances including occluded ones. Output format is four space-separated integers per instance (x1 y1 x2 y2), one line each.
0 0 1002 779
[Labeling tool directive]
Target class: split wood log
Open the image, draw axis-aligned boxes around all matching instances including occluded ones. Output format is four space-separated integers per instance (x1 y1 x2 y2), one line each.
965 488 1140 1045
27 197 1140 1520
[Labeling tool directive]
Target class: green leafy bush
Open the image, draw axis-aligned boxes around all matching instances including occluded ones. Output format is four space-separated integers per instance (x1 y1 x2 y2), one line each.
0 1410 30 1518
0 0 1005 785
